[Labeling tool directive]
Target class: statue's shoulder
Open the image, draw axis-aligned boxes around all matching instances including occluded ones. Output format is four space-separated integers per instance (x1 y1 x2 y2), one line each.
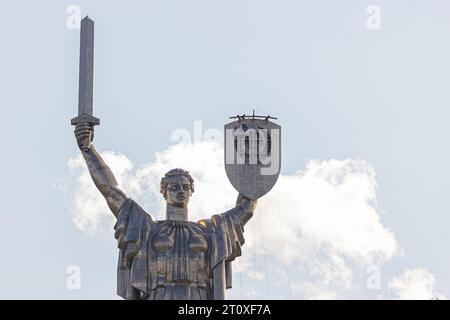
195 218 213 233
196 219 208 228
196 216 227 234
152 219 168 227
119 198 158 226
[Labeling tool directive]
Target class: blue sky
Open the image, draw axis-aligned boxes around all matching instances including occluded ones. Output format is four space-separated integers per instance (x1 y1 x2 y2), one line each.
0 0 449 299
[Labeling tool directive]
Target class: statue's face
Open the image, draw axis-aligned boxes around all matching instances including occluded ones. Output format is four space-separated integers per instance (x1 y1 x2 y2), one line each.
164 175 192 208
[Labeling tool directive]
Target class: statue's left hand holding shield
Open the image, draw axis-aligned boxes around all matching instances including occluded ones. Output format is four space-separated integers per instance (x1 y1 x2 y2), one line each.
74 123 128 216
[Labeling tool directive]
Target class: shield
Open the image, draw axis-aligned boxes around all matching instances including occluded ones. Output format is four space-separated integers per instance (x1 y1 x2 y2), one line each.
224 117 281 200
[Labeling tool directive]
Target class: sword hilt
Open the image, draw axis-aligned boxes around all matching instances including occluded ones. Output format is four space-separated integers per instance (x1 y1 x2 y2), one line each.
71 113 100 151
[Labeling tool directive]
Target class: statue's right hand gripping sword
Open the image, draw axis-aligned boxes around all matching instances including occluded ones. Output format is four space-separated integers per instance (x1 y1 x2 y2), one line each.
71 16 100 151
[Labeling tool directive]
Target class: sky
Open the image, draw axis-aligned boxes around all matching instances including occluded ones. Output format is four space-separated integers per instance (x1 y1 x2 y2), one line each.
0 0 449 299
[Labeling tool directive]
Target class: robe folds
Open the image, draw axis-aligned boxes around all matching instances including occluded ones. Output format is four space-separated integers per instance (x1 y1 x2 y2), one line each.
113 198 252 300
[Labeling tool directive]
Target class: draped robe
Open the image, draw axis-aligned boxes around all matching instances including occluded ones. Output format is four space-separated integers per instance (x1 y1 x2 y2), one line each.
113 198 253 300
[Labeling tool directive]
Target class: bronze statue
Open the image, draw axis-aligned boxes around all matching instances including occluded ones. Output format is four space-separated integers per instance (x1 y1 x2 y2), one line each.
71 16 281 300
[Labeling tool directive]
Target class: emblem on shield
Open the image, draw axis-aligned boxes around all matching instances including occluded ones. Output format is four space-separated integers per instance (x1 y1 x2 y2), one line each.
224 114 281 200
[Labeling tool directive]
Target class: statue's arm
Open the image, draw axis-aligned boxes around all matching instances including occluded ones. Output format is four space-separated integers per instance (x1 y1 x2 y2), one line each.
231 193 257 225
75 124 127 217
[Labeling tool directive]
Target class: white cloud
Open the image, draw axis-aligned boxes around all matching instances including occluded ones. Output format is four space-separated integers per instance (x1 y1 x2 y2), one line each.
298 282 340 300
67 141 401 298
253 159 398 265
247 270 266 281
389 268 445 300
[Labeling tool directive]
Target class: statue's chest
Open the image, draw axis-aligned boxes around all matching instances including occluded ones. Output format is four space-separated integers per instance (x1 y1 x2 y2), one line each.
151 221 208 254
148 221 210 286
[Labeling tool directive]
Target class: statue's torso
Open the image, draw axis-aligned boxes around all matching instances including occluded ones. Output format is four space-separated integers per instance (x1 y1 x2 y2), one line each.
115 198 250 300
147 220 211 299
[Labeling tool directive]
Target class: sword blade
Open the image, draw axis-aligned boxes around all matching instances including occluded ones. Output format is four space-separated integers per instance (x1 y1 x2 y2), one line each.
78 16 94 116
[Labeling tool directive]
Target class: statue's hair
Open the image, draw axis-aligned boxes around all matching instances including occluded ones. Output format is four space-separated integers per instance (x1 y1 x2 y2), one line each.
160 168 195 195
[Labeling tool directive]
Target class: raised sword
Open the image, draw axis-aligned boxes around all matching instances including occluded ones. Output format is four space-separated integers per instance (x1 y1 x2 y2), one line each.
71 16 99 150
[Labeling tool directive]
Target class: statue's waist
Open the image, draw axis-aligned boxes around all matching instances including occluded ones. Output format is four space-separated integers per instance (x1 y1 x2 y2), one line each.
150 253 210 290
153 273 209 289
147 282 210 300
154 281 207 288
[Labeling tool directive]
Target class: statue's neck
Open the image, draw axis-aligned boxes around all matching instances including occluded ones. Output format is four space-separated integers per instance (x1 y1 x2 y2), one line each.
166 204 188 221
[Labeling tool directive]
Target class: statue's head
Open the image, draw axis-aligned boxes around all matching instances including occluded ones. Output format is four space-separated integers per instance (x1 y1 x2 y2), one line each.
160 168 194 209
